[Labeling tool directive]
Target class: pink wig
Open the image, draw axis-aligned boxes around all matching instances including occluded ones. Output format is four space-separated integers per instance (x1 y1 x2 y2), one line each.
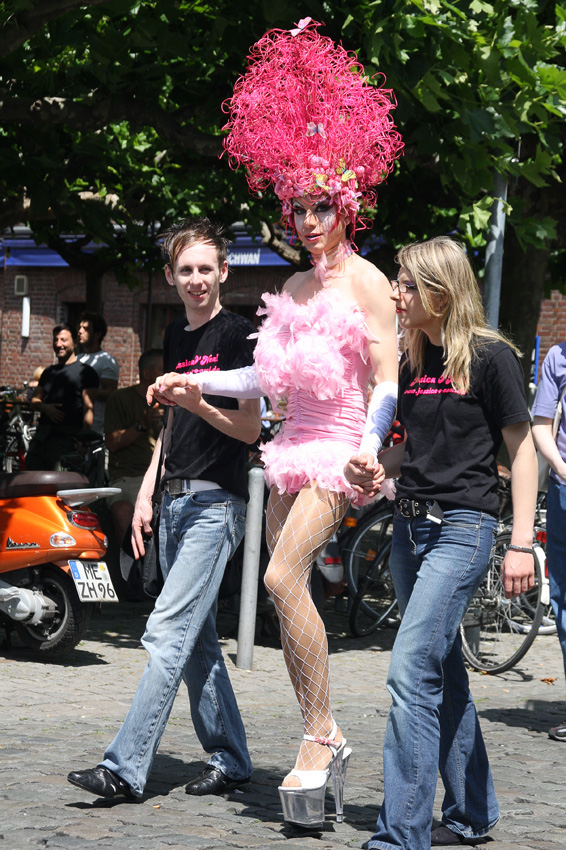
223 18 403 235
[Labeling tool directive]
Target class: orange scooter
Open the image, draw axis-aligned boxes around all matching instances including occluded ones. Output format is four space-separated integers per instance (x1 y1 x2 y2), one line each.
0 470 119 658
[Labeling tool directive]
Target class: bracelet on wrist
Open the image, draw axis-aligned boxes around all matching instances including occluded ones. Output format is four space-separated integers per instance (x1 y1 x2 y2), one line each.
507 544 534 554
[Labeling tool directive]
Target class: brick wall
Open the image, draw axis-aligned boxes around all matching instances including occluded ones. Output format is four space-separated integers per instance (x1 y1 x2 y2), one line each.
0 265 288 390
536 290 566 374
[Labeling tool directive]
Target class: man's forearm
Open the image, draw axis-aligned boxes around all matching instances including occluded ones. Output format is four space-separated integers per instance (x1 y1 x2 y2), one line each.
138 431 163 502
106 424 146 453
532 420 566 480
190 399 261 445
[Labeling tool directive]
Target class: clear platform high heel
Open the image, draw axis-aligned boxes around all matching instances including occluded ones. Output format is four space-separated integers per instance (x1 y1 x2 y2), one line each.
278 722 352 828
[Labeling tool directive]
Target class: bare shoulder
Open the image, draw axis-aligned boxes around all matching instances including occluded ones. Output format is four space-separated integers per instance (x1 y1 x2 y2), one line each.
350 257 394 315
282 269 310 297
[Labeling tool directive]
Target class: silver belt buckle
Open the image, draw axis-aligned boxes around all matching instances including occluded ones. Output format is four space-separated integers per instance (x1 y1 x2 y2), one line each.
166 478 184 495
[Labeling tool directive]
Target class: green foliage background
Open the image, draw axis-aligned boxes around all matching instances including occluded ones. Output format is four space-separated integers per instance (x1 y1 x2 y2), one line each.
1 0 565 359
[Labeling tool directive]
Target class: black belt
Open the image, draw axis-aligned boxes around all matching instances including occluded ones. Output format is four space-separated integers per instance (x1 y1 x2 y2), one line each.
397 499 444 523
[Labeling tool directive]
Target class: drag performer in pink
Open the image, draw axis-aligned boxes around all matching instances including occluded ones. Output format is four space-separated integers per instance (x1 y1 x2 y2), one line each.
151 19 403 828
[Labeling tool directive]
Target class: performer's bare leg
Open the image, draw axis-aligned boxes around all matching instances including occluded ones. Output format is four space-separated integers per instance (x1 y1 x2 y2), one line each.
264 483 348 786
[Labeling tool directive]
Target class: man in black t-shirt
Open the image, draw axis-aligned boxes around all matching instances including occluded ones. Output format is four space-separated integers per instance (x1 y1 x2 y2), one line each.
26 323 99 470
68 219 260 802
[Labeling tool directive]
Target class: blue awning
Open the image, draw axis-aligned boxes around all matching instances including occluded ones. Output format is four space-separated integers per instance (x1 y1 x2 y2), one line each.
228 234 291 267
2 240 70 267
1 231 292 268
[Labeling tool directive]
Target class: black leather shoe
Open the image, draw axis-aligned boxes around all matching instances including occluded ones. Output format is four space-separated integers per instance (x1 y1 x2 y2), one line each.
184 766 250 796
67 766 137 800
431 825 471 846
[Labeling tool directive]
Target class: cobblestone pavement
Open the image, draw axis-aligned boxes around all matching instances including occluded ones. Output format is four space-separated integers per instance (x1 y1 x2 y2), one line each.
1 598 565 850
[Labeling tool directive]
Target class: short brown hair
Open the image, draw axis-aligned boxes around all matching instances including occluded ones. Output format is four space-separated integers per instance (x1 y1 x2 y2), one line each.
159 218 229 269
80 311 107 342
53 323 77 344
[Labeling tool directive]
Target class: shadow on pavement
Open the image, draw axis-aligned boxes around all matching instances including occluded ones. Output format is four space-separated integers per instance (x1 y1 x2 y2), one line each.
0 593 399 668
479 699 566 733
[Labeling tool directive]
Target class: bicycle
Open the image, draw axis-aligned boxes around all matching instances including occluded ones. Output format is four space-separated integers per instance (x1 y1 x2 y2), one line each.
531 525 556 635
460 529 546 674
325 422 402 603
338 497 397 638
0 385 36 472
341 497 395 596
494 484 554 638
346 483 551 659
348 537 397 636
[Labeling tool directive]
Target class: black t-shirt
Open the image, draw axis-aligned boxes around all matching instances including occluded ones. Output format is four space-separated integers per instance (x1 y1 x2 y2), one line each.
37 359 99 436
162 309 256 501
396 340 529 516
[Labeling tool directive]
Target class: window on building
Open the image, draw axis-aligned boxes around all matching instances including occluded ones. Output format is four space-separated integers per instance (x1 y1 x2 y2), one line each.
142 304 185 348
62 302 86 331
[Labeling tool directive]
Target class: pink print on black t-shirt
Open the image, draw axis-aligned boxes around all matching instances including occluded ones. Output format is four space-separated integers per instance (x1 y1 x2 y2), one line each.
176 353 219 372
404 373 465 397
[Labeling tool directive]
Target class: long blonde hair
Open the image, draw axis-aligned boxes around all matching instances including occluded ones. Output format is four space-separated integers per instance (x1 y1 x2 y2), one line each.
397 236 520 394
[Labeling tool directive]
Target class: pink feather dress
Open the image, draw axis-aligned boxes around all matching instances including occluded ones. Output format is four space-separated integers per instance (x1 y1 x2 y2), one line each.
254 287 373 505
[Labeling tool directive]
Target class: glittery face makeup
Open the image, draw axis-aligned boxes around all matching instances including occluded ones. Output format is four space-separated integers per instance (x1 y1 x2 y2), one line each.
291 197 346 255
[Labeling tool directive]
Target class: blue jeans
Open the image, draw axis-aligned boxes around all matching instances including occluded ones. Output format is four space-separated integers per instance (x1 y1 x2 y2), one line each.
368 509 499 850
101 489 252 796
546 477 566 682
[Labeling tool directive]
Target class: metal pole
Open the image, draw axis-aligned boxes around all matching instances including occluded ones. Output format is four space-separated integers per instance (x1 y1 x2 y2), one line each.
483 172 508 328
236 465 265 670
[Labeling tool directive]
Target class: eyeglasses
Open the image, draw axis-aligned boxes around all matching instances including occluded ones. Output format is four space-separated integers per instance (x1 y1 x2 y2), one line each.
390 278 419 294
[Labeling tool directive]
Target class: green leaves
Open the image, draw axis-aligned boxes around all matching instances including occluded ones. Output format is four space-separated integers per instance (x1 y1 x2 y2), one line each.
1 0 564 303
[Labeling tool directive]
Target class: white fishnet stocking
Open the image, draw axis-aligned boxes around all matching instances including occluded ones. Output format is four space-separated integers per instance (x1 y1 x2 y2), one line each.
265 482 348 782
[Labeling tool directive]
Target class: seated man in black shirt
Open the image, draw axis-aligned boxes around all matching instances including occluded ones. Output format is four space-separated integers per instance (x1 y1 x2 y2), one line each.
68 218 260 801
26 323 99 470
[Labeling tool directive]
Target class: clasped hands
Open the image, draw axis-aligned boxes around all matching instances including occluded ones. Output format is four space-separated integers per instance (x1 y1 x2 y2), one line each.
147 372 201 411
344 452 385 499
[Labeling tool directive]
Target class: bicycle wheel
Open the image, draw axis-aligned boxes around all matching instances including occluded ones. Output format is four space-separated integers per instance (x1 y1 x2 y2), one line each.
537 604 556 635
349 540 398 636
532 525 556 635
342 501 394 598
461 531 544 674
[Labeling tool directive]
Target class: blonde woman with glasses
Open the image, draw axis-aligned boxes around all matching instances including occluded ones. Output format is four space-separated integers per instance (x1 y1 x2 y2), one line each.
346 235 538 850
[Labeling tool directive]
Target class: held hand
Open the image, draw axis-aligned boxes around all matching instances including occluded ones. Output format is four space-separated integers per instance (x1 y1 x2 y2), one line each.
42 402 65 423
172 377 204 413
146 382 173 407
146 372 186 407
344 452 385 498
131 495 154 560
501 549 535 599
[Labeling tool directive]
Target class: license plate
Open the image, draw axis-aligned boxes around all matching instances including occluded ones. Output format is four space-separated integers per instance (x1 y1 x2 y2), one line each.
69 560 118 602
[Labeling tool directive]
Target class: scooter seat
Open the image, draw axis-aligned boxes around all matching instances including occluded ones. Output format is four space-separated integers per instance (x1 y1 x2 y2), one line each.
0 471 90 499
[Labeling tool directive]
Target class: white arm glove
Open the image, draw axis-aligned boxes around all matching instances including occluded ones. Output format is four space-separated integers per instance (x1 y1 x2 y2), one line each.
358 381 398 461
189 365 263 399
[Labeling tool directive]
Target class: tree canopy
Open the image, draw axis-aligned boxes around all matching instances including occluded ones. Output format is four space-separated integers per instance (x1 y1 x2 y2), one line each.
1 0 311 305
343 0 566 362
1 0 565 360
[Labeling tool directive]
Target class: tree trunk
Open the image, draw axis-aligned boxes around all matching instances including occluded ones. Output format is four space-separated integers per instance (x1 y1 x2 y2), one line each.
498 225 549 395
84 267 103 314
